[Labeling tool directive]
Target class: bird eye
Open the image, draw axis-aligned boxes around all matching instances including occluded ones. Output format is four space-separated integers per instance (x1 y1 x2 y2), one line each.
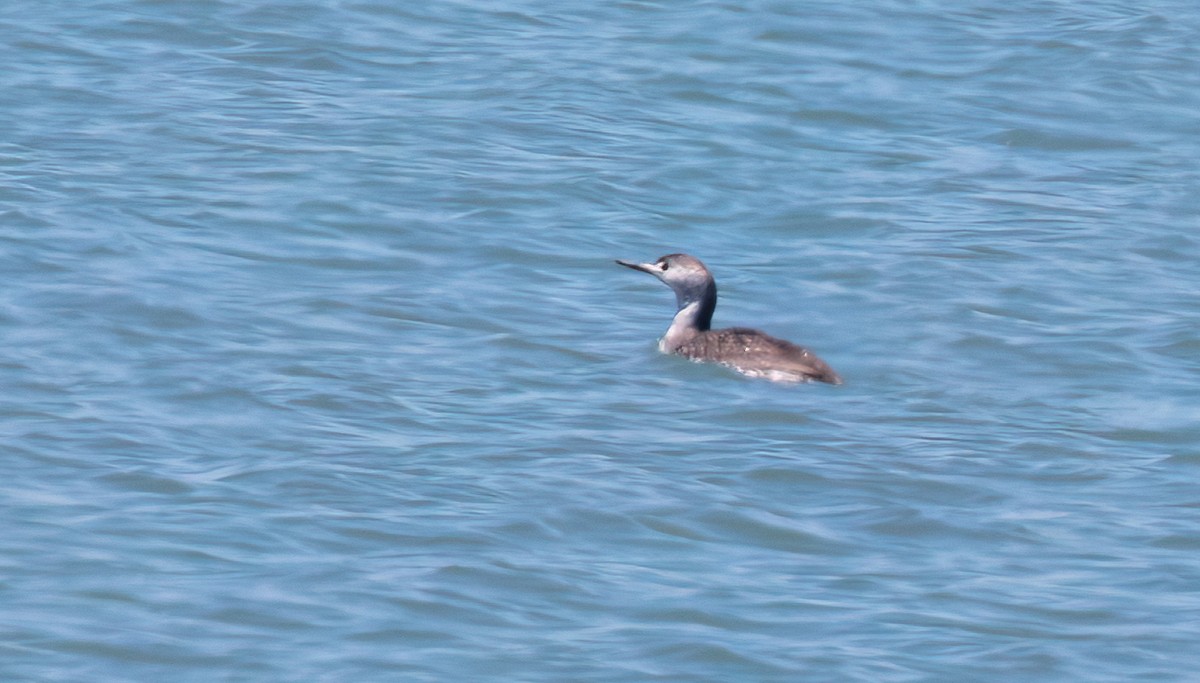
659 261 669 271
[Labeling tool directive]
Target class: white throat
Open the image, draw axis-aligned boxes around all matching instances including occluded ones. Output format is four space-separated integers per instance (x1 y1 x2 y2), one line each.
659 301 703 353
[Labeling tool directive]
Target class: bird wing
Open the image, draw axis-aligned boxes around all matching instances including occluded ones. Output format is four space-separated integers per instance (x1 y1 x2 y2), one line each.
677 328 842 384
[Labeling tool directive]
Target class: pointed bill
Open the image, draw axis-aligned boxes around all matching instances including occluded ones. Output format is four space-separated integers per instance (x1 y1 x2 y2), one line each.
615 259 658 274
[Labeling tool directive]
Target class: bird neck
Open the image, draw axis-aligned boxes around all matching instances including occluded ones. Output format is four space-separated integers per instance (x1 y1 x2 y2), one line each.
660 282 716 352
673 280 716 331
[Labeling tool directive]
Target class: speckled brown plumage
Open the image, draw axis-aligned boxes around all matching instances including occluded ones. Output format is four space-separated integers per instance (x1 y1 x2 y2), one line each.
675 327 841 384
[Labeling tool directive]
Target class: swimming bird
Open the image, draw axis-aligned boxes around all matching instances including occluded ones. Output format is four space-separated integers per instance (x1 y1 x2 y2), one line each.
615 253 841 384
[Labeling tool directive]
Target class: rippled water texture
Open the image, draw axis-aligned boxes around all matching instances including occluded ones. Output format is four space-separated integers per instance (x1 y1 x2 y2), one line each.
3 1 1199 681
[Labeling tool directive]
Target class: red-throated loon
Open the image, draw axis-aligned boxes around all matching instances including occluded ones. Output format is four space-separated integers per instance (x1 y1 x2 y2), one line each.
615 253 842 385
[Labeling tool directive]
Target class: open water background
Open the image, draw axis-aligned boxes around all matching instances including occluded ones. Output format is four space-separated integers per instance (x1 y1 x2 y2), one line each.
3 1 1199 681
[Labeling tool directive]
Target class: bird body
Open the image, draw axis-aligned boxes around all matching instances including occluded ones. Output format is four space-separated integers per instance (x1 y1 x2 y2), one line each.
616 253 841 385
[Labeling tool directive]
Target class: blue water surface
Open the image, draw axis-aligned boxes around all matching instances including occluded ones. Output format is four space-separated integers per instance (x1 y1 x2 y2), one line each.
3 1 1199 681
